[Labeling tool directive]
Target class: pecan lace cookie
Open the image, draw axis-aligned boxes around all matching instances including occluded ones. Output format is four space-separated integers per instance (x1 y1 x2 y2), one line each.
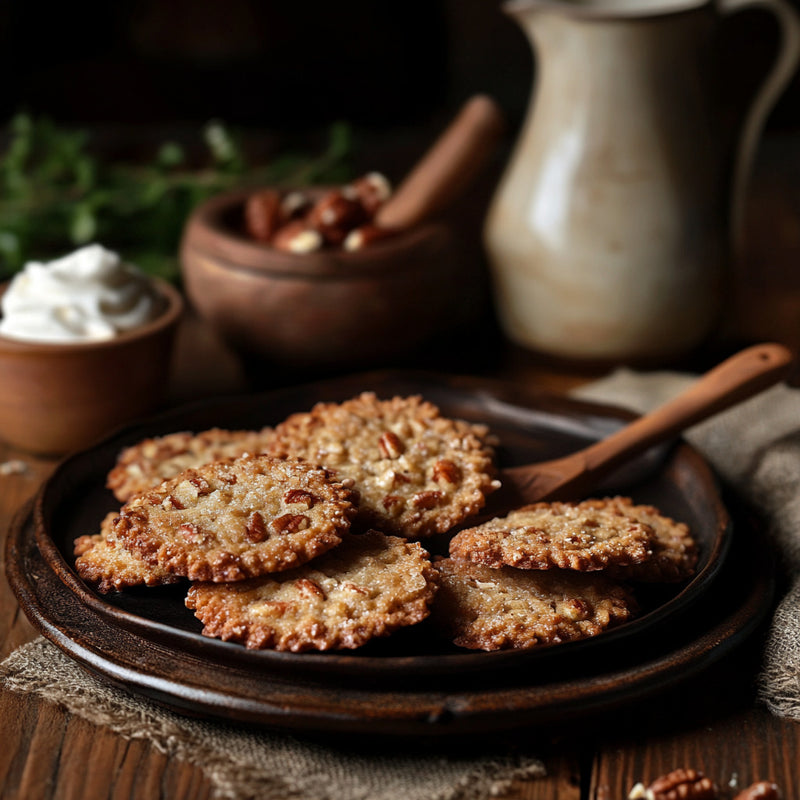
604 497 699 582
267 392 499 538
449 498 655 572
432 557 637 651
74 511 181 594
186 529 439 651
107 427 277 502
112 455 357 582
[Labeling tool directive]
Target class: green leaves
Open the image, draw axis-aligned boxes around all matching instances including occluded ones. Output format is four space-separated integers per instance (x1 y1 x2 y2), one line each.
0 114 353 282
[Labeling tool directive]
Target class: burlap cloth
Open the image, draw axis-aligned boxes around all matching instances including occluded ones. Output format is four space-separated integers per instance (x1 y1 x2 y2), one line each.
2 367 800 798
572 368 800 717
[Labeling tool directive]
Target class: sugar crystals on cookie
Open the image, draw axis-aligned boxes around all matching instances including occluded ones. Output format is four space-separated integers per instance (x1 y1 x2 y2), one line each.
186 530 439 651
112 454 357 582
449 498 656 572
268 392 500 538
431 557 637 651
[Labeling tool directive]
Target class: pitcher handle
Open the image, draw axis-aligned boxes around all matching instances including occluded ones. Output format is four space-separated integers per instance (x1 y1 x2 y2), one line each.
717 0 800 257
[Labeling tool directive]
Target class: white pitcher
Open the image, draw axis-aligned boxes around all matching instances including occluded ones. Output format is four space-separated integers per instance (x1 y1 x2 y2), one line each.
484 0 800 362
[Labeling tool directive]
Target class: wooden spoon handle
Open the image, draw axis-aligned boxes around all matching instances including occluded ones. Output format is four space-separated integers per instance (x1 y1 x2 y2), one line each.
578 342 794 476
499 342 794 505
374 95 505 231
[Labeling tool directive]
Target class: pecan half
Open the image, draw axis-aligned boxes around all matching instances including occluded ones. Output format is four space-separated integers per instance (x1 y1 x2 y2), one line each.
378 431 404 459
733 783 780 800
245 511 269 543
412 490 443 509
270 513 310 535
432 459 460 485
283 489 316 509
648 769 717 800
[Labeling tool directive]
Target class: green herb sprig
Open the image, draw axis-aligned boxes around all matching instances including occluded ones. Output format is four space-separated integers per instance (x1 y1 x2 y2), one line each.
0 114 353 282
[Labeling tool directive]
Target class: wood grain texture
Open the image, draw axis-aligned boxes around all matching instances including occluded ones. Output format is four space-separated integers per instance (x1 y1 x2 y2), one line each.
591 707 800 800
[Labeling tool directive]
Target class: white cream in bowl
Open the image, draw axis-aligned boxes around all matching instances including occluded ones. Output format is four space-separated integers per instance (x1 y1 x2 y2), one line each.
0 244 163 343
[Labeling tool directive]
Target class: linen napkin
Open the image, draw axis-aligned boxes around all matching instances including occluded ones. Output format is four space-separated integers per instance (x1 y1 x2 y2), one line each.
572 369 800 717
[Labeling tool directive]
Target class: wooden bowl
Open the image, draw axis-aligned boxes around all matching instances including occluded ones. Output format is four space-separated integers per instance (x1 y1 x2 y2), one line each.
179 189 477 368
0 279 183 455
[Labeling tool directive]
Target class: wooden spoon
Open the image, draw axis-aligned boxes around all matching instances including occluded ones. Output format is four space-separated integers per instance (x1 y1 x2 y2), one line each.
492 343 794 510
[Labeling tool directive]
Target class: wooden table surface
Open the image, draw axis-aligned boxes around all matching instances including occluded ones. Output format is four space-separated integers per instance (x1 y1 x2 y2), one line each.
2 132 800 799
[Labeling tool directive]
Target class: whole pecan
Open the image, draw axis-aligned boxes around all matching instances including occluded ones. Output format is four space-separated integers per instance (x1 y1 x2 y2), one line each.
733 782 780 800
648 769 717 800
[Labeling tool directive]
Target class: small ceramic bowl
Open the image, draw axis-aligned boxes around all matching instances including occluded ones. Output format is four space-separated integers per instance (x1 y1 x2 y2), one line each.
0 279 183 455
180 188 478 369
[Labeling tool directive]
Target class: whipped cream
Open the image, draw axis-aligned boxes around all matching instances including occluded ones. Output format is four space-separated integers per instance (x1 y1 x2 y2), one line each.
0 245 163 343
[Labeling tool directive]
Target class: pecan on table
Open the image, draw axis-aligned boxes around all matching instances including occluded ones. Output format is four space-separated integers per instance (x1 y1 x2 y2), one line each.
733 782 781 800
647 769 718 800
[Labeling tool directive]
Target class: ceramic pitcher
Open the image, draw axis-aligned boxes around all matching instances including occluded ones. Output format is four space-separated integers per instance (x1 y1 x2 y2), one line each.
484 0 800 362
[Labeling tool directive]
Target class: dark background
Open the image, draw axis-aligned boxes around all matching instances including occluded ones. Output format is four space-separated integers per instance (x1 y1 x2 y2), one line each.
0 1 526 128
3 0 798 135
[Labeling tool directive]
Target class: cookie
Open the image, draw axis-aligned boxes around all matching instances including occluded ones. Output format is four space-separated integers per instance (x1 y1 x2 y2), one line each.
432 557 636 651
74 512 181 593
107 427 276 502
268 392 499 538
448 498 655 572
186 530 439 651
604 497 698 582
112 455 357 582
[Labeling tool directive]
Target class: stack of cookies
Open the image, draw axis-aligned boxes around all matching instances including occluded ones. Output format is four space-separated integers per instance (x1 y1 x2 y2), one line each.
73 392 698 653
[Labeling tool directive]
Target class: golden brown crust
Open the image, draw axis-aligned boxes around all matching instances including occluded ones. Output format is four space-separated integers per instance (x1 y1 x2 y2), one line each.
603 497 698 582
112 455 357 582
74 511 181 593
431 558 637 651
267 392 499 538
448 498 655 571
106 427 276 502
186 530 439 651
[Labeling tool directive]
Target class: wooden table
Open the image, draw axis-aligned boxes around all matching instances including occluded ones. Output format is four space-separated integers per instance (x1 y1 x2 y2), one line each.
2 131 800 799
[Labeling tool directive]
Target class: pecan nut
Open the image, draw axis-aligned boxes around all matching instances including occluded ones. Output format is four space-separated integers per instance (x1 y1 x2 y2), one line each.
245 511 269 543
432 458 461 484
733 782 780 800
378 431 404 459
270 513 310 535
648 769 717 800
411 490 443 509
307 189 367 245
283 489 316 509
244 189 283 243
271 220 323 254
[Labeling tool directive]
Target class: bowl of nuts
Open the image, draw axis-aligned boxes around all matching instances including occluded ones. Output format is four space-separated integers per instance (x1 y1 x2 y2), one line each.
179 175 472 370
180 97 505 370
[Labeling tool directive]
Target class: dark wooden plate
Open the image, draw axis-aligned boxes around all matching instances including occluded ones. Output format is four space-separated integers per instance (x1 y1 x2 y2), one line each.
7 493 771 736
5 371 770 734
